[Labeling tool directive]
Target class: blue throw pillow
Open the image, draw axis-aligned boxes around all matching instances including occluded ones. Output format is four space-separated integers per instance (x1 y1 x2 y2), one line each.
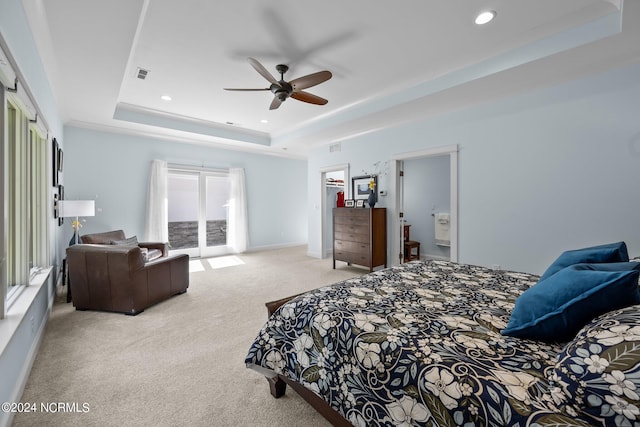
502 263 640 342
578 261 640 272
538 241 629 282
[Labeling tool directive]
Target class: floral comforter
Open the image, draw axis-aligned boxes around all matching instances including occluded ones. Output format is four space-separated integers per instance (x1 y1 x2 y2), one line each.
245 260 596 426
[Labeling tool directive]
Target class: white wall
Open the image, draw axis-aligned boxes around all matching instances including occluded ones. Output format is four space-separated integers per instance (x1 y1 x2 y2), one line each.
63 127 308 251
308 60 640 274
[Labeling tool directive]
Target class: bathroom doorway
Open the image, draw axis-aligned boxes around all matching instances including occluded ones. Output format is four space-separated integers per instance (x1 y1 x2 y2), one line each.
393 145 458 264
403 156 451 261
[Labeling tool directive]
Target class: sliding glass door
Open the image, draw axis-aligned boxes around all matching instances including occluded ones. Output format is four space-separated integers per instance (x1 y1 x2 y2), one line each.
167 169 230 258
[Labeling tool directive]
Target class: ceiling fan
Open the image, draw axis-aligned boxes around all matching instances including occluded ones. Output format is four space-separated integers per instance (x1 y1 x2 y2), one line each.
224 57 332 110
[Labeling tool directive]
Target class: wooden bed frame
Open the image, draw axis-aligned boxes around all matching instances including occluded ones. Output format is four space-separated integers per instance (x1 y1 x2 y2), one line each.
265 295 352 426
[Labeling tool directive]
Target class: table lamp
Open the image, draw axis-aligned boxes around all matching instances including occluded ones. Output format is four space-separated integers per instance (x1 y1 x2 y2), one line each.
58 200 95 244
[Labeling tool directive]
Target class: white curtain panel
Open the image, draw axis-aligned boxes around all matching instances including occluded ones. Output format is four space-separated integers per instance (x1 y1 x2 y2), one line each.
144 159 169 242
228 167 249 253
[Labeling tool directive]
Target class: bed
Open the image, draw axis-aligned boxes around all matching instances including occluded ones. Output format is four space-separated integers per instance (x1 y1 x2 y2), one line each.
245 253 640 426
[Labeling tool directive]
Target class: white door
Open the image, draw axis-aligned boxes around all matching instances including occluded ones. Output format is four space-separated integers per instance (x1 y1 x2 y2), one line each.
167 170 231 258
397 160 406 263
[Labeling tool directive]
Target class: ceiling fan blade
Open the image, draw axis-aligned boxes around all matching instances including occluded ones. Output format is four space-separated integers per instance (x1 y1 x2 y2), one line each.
248 57 278 84
290 71 332 91
223 88 270 91
269 96 283 110
291 91 328 105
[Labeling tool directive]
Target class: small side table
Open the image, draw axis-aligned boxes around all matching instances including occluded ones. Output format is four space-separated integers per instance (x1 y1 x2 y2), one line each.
403 224 420 261
404 240 421 262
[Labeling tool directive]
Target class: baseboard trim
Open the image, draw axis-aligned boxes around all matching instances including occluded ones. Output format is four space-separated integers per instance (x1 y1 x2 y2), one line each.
423 254 450 261
246 242 307 253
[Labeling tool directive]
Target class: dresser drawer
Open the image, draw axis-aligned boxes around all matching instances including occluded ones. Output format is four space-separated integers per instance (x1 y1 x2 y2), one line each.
334 209 369 225
334 250 371 266
334 240 370 253
334 208 368 218
334 231 369 244
334 223 369 236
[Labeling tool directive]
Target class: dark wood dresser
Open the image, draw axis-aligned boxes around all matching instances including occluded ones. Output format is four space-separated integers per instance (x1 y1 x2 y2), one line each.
333 208 387 271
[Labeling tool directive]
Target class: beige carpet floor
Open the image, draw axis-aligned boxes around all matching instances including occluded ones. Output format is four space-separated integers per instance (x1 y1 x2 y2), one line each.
13 246 364 427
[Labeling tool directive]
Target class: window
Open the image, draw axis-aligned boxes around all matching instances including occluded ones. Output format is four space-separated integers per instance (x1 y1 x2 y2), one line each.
1 37 51 320
6 100 29 301
1 90 49 316
29 125 48 274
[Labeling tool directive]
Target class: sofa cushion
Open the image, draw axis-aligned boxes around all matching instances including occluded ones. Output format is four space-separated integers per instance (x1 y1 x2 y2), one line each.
539 241 629 282
81 230 126 244
110 236 139 246
502 263 640 342
546 305 640 425
140 247 163 262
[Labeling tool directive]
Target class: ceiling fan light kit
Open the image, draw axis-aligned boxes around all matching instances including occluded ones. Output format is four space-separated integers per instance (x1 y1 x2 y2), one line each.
224 57 332 110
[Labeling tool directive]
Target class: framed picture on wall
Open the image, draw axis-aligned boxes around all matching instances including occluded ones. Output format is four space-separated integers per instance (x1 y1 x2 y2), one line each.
52 138 59 187
57 147 64 172
351 175 376 201
58 184 64 226
53 193 59 219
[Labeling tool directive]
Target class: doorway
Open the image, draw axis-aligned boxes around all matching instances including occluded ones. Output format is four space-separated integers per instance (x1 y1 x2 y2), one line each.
320 164 349 258
393 145 458 264
167 169 231 258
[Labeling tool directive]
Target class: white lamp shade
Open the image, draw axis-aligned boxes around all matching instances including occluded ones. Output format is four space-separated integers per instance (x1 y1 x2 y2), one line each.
58 200 95 217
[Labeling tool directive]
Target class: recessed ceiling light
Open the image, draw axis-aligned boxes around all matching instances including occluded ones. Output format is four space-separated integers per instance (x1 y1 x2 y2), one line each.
475 10 496 25
161 95 172 101
260 119 268 124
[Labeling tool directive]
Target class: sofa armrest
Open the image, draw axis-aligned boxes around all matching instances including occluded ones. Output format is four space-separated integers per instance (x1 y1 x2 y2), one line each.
141 253 190 296
68 244 146 271
139 242 169 257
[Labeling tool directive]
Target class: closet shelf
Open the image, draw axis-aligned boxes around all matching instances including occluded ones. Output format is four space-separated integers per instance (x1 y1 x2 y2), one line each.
325 179 344 188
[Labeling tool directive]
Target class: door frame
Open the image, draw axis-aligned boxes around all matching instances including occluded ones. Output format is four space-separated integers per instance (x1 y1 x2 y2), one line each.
392 145 458 264
167 166 230 258
319 163 350 259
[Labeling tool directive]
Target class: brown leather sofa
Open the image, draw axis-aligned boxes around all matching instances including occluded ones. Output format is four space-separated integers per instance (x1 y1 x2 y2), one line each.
66 230 189 315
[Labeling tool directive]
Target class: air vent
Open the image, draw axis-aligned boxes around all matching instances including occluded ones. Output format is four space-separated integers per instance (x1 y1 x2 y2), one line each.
136 67 149 80
329 143 341 153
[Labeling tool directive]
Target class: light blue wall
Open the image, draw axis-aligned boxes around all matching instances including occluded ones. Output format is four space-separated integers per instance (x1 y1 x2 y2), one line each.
308 61 640 274
0 0 63 424
63 127 308 250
